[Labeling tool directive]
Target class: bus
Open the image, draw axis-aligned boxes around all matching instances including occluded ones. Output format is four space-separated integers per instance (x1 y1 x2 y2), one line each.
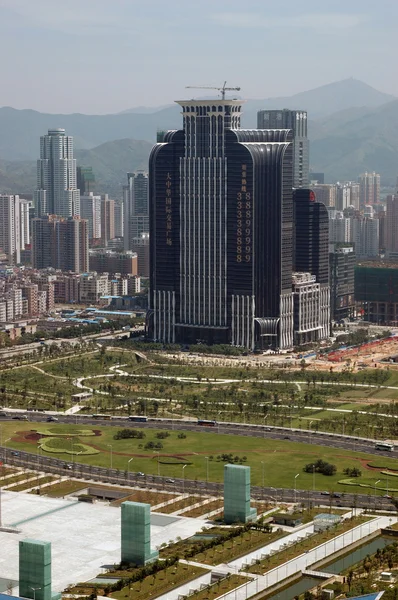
375 442 394 452
128 416 148 422
197 419 217 427
91 414 112 420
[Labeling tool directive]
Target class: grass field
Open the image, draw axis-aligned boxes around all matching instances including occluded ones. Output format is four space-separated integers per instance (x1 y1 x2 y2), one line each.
3 421 398 493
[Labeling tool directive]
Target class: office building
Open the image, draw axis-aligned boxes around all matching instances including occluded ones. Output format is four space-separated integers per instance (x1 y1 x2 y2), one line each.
329 244 355 321
0 195 21 264
32 216 89 273
257 109 309 187
359 171 380 206
123 171 149 250
355 262 398 325
309 172 324 184
80 193 102 239
149 98 295 350
386 195 398 253
346 182 360 210
101 195 115 245
34 128 80 217
77 166 95 195
312 184 336 207
293 188 330 340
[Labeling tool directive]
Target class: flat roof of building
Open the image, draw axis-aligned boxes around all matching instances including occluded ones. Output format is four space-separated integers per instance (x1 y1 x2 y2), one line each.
0 491 200 594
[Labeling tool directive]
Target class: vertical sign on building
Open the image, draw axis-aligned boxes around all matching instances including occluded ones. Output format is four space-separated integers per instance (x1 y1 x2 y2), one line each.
236 164 251 263
165 173 172 246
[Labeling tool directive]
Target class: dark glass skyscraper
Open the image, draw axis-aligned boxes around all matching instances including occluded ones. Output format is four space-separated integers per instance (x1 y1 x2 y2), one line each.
257 109 309 188
148 99 294 350
293 188 330 340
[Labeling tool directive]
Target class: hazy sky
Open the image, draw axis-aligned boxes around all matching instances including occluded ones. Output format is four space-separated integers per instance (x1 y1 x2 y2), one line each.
0 0 396 114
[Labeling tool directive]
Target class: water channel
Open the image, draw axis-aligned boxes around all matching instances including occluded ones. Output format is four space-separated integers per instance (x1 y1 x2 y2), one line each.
265 535 395 600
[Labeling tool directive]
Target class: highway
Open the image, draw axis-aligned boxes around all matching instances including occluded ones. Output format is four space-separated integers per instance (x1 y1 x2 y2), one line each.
1 412 397 511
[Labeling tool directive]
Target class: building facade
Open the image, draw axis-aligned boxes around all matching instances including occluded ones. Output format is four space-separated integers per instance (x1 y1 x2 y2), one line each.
34 128 80 217
80 193 102 239
293 188 330 340
329 244 355 321
149 99 297 350
32 216 89 273
123 171 149 250
257 109 309 187
89 250 138 275
0 195 21 264
386 195 398 253
359 171 380 206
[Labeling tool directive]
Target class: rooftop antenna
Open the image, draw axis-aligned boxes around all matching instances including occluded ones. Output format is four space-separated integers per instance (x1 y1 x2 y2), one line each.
185 81 241 101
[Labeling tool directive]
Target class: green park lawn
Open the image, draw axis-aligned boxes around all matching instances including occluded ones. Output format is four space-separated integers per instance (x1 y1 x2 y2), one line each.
2 420 398 494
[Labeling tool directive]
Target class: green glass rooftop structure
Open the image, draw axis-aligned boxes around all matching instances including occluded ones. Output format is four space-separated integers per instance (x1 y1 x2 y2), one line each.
224 464 257 524
121 501 159 565
19 539 60 600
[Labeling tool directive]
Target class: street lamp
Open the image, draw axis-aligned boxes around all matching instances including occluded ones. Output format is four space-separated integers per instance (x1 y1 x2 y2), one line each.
127 458 134 480
107 444 113 470
353 427 360 451
205 456 209 482
374 479 381 498
270 486 278 505
154 451 160 476
182 464 187 494
261 461 265 494
30 587 41 600
294 473 300 504
312 464 316 492
263 415 268 438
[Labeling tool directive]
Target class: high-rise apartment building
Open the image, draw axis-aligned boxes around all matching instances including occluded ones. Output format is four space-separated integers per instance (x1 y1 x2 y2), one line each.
335 184 351 211
114 200 124 238
313 184 336 207
19 199 32 250
328 211 352 244
149 98 296 350
101 195 115 244
0 195 21 264
123 171 149 250
359 172 380 206
352 215 379 258
32 215 89 273
257 109 309 187
131 232 150 277
80 193 102 239
34 128 80 217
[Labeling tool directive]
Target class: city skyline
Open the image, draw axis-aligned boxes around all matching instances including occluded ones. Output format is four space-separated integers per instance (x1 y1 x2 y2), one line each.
0 0 396 113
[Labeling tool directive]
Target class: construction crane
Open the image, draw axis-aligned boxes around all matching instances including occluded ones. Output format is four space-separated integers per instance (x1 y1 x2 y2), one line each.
185 81 241 101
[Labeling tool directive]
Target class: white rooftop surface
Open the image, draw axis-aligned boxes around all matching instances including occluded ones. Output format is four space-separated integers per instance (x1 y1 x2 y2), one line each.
0 491 202 593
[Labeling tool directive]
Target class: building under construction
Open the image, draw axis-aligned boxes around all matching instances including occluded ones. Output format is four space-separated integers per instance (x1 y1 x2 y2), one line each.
355 261 398 325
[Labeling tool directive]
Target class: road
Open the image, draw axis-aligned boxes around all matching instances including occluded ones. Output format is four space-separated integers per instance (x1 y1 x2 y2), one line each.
1 414 397 511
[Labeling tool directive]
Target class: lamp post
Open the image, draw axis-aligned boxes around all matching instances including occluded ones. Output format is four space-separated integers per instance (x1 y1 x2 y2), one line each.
374 479 381 499
205 456 209 483
353 428 360 451
270 486 278 505
182 464 187 495
312 464 316 493
294 473 300 504
107 444 113 470
127 457 134 480
261 461 265 499
263 415 268 438
155 451 160 476
30 587 41 600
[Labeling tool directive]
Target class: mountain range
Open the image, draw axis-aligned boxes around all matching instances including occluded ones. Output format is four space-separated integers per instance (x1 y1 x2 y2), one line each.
0 78 397 196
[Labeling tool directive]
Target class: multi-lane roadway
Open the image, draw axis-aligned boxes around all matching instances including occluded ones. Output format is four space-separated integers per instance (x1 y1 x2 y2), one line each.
1 412 396 511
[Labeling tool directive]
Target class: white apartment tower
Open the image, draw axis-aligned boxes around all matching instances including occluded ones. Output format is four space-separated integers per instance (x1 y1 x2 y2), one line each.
34 128 80 217
80 193 102 239
0 195 21 264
